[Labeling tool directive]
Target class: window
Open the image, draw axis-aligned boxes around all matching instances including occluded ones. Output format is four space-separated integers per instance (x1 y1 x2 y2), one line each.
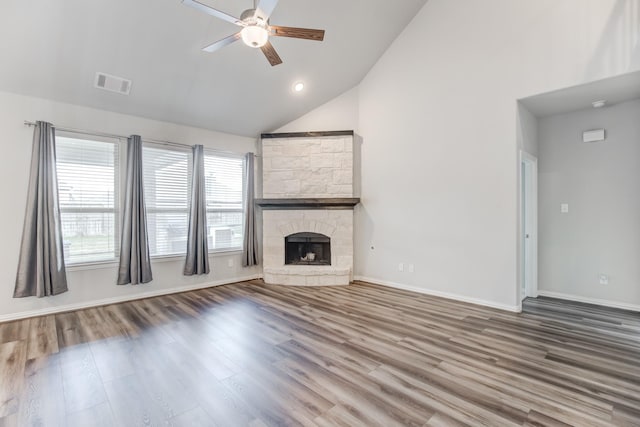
56 134 120 264
204 153 244 251
142 144 191 257
53 133 244 264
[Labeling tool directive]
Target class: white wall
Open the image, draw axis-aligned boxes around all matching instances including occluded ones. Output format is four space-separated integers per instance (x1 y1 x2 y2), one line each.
0 91 261 320
276 87 359 133
279 0 640 311
538 99 640 309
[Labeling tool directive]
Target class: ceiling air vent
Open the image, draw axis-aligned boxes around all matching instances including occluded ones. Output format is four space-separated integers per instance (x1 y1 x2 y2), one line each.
94 72 132 95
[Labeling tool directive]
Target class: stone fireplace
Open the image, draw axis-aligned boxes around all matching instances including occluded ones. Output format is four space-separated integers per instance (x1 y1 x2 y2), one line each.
257 131 360 286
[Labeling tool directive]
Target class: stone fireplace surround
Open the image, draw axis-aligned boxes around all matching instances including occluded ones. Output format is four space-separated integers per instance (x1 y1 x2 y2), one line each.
258 131 360 286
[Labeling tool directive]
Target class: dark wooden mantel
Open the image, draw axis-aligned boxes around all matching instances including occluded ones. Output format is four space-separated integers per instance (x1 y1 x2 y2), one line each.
255 198 360 210
261 130 354 139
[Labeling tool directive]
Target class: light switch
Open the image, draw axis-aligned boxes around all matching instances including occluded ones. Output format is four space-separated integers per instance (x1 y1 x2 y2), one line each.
561 203 569 214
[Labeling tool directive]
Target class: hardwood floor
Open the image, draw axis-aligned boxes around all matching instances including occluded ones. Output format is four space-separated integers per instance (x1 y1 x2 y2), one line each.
0 280 639 426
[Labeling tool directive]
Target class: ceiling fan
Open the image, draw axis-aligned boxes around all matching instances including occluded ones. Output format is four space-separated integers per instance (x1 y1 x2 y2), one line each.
182 0 325 66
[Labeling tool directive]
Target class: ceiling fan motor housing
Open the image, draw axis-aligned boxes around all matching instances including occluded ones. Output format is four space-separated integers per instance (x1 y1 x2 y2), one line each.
241 9 267 23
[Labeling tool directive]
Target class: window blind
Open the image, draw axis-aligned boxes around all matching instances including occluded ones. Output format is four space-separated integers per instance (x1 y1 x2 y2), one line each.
56 135 119 264
203 153 244 251
143 144 191 256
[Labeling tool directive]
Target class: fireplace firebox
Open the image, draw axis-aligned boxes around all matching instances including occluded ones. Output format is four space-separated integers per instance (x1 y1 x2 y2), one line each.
285 232 331 265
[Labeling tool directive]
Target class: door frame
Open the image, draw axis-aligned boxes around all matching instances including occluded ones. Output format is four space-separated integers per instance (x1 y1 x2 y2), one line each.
519 150 538 301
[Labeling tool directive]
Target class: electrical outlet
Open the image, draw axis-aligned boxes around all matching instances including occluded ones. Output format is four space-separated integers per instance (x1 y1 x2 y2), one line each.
398 263 404 272
408 264 415 273
599 274 609 285
228 259 234 268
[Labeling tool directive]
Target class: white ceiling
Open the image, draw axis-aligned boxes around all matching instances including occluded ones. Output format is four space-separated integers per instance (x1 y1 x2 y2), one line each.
520 70 640 118
0 0 428 137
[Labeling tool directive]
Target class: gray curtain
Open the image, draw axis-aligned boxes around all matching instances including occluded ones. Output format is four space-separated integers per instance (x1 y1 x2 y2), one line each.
14 121 68 298
117 135 152 285
184 144 210 275
242 152 258 267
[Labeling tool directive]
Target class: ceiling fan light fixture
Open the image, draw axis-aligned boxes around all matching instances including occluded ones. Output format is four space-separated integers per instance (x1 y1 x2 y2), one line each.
241 25 269 48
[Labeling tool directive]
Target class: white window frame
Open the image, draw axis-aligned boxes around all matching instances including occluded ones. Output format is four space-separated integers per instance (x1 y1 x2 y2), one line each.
55 131 122 267
204 150 245 254
142 141 193 259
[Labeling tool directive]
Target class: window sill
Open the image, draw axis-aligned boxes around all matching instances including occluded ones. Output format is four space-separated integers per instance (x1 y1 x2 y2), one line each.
65 249 244 271
209 248 244 256
151 249 243 263
66 260 118 272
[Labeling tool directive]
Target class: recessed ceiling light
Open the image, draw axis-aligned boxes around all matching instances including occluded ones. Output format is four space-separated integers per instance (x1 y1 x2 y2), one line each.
293 82 305 92
592 100 606 108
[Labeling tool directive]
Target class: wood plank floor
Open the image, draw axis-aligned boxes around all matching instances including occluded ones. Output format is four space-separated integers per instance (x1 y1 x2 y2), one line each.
0 280 639 426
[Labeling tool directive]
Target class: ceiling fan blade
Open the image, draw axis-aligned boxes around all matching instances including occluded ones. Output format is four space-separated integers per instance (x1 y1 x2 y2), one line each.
269 26 325 41
202 32 242 52
182 0 244 26
254 0 279 21
260 41 283 66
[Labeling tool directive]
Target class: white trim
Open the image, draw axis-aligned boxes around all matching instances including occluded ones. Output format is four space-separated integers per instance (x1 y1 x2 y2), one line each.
354 276 522 313
0 274 263 323
208 248 243 256
537 290 640 312
66 260 119 271
518 150 538 301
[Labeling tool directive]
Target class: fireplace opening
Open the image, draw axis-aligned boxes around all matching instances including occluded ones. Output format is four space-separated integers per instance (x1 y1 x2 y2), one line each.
285 232 331 265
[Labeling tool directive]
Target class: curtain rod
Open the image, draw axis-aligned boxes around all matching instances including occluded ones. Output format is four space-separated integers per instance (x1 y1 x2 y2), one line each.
23 120 256 157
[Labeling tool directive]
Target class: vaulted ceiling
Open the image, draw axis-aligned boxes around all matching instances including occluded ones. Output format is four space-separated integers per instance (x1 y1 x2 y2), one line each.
0 0 428 136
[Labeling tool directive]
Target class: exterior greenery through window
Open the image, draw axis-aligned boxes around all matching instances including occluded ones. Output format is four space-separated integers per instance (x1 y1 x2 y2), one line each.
55 133 245 265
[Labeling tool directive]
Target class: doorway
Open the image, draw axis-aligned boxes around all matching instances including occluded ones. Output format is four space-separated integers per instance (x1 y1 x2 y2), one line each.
520 151 538 301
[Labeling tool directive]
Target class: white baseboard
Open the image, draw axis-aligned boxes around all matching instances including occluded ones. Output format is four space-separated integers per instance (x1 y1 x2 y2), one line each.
537 290 640 312
354 276 522 313
0 274 263 323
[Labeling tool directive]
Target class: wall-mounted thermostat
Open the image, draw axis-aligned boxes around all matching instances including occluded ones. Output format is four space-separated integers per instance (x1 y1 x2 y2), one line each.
583 129 606 143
